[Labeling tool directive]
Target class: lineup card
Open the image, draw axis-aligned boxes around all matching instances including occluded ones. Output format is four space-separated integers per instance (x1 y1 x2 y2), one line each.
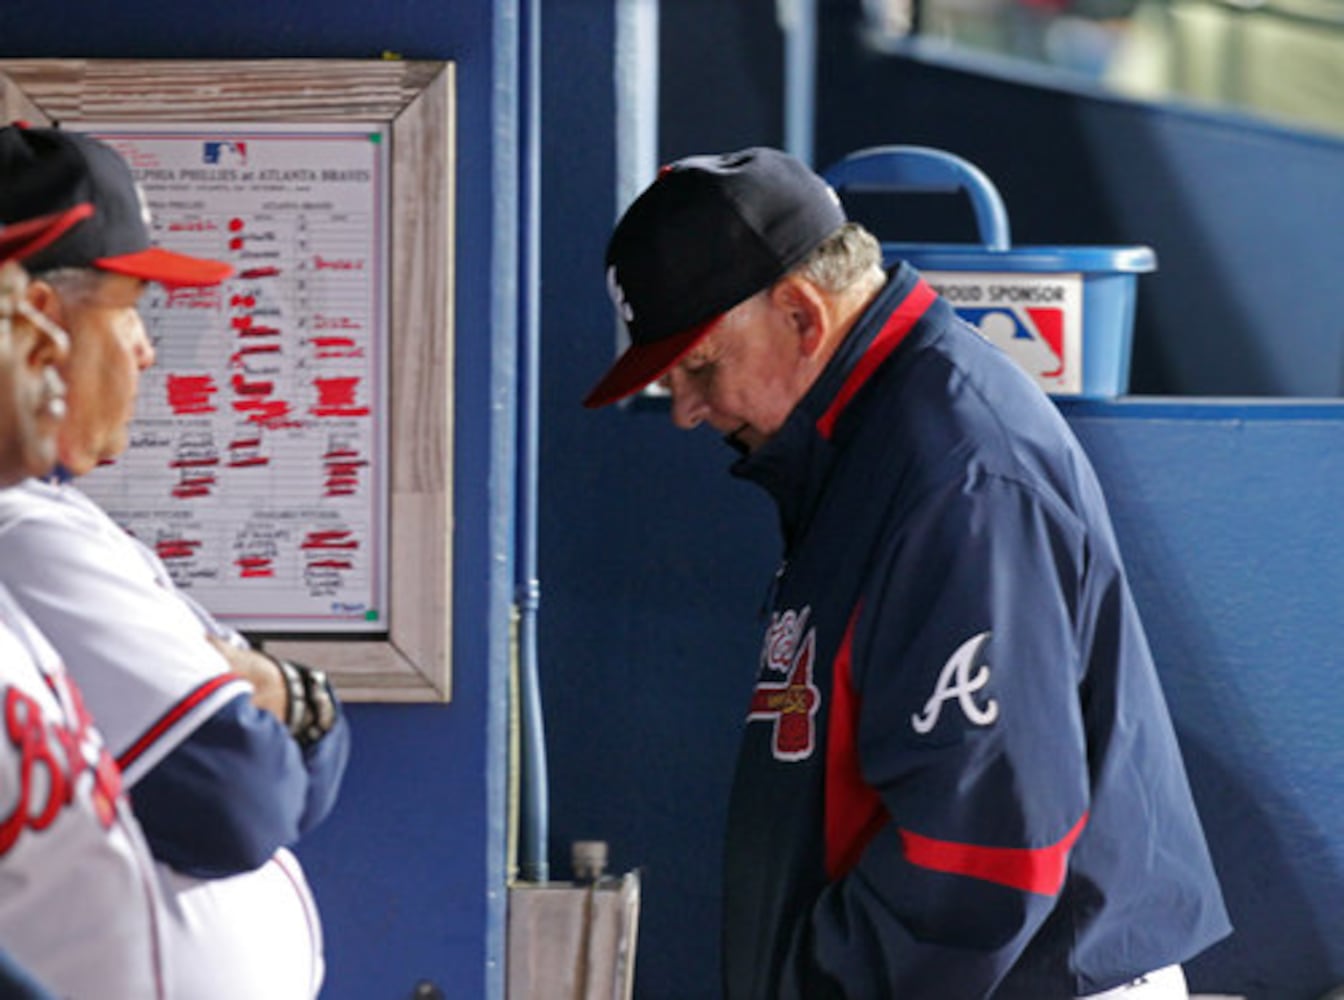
75 124 390 634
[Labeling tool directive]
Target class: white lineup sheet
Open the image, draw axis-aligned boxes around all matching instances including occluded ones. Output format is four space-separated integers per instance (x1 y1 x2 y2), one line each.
77 125 390 634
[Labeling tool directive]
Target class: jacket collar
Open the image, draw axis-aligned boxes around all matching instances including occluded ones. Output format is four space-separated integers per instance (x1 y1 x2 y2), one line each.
731 263 938 546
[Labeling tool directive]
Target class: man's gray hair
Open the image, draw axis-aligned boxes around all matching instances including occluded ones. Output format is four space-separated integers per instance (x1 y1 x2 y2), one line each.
30 266 109 302
792 222 884 294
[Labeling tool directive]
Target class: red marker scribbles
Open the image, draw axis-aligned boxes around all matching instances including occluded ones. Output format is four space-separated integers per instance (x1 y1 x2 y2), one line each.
313 316 362 330
302 527 359 592
168 219 219 233
311 377 370 418
168 455 220 469
237 266 280 280
172 475 215 500
324 463 363 497
313 256 364 271
311 336 363 361
156 537 202 561
231 374 275 396
232 398 295 426
235 556 275 579
230 343 281 367
164 287 222 310
301 530 358 551
167 375 218 415
227 436 269 468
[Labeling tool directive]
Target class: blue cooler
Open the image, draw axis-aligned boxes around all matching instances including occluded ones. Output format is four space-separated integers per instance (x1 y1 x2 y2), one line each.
822 146 1155 398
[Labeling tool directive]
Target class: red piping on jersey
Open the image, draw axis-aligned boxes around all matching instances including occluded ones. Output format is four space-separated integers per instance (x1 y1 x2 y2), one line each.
117 673 245 773
816 279 937 440
824 607 889 879
900 811 1089 896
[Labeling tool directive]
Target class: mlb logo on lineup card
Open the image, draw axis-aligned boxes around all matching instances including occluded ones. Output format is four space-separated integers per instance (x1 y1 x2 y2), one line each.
202 140 248 166
927 272 1085 396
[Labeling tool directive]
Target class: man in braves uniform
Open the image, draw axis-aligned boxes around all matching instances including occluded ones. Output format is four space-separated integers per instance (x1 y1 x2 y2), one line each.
0 125 351 999
0 206 171 998
583 148 1231 998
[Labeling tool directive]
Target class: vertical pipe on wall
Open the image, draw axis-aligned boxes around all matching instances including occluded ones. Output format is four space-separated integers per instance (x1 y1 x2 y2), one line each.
493 0 526 992
615 0 659 209
516 0 550 885
778 0 818 165
609 0 659 396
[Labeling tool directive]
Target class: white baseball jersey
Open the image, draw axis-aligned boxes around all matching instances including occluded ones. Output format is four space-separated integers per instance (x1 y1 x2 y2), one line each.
0 583 170 999
0 479 326 999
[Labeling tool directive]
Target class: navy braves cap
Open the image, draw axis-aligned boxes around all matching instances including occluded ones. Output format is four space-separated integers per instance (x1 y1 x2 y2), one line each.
583 146 846 409
0 203 95 267
0 124 233 288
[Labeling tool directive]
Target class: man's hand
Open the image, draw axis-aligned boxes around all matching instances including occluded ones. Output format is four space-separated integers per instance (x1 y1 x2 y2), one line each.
205 635 288 721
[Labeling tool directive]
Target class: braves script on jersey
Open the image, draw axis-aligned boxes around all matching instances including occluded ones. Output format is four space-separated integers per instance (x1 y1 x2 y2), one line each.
0 480 326 999
0 583 169 999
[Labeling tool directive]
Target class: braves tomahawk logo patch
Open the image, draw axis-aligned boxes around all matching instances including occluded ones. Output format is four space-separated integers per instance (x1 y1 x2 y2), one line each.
749 606 820 761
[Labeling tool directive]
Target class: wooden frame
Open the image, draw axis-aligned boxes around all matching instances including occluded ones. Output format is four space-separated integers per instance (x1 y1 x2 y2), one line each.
0 59 456 702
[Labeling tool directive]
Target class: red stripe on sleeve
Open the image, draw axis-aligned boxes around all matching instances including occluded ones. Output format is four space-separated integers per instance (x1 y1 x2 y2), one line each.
900 812 1088 896
816 279 937 440
824 607 890 879
117 672 246 773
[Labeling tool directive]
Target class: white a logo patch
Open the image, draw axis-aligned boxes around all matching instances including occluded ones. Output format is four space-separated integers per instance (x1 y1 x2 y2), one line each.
911 631 998 735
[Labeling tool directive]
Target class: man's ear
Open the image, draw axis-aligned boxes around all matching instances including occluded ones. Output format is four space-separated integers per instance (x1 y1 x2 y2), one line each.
769 275 828 358
24 278 63 325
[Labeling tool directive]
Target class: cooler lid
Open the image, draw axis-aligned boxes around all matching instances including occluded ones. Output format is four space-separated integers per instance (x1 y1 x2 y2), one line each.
884 242 1157 274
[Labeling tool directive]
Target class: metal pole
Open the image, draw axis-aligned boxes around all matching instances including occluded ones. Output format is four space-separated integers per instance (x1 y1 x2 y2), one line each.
516 0 549 885
779 0 818 166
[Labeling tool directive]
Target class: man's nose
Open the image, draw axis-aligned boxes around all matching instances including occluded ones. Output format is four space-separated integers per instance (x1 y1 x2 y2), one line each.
664 370 708 430
131 311 156 369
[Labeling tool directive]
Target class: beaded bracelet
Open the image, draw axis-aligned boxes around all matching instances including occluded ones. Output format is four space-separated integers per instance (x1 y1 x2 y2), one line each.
297 666 337 749
273 655 311 736
265 653 337 748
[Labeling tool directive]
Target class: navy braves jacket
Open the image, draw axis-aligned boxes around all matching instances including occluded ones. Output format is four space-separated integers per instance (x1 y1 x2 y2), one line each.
723 264 1231 998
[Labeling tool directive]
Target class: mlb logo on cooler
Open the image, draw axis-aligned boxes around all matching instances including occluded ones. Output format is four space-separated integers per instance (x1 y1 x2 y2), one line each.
930 272 1084 396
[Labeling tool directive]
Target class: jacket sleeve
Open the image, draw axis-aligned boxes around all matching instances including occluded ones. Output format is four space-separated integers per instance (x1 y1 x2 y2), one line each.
0 949 57 1000
785 473 1094 999
130 691 351 877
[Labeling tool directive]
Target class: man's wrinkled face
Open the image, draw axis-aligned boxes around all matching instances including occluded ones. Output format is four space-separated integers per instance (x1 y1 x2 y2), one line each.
36 271 154 476
0 272 70 486
659 288 811 454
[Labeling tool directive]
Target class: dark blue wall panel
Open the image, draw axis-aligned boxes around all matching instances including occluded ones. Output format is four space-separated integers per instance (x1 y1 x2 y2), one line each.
1061 401 1344 998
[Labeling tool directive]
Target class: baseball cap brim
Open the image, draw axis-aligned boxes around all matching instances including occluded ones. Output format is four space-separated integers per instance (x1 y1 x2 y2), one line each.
0 203 96 266
582 315 719 409
94 246 234 288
